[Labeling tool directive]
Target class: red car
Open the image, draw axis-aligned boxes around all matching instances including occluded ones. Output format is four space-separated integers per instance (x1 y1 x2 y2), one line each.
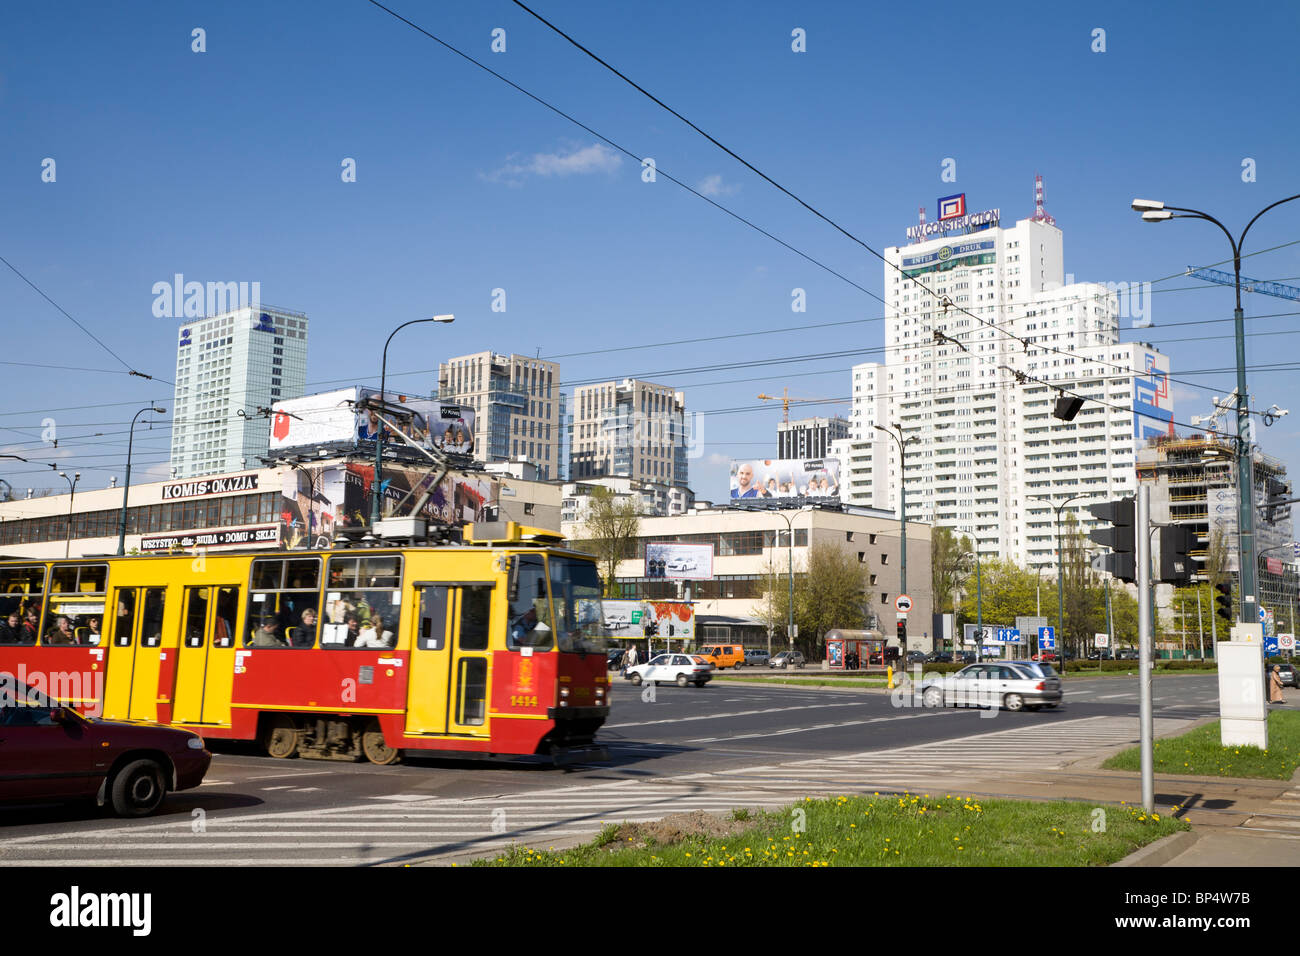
0 679 211 817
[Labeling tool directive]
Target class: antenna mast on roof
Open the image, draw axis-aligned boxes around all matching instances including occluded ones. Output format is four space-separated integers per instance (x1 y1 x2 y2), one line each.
1031 173 1056 226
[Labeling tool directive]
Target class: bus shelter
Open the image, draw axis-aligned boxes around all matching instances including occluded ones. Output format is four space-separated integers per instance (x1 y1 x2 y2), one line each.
825 629 887 670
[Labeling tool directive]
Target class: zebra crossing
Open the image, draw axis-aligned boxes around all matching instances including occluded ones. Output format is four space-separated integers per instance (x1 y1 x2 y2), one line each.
0 714 1192 866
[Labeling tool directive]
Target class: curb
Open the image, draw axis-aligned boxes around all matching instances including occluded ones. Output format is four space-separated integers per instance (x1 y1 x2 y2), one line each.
1111 829 1199 867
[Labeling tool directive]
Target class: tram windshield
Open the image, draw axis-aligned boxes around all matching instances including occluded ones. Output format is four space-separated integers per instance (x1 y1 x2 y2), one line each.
548 557 605 653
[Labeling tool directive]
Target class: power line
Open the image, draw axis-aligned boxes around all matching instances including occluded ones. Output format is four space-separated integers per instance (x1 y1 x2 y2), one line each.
0 254 168 383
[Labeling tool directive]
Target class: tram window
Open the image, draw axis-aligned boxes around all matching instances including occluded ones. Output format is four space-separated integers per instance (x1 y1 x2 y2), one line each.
214 587 238 647
247 557 322 649
184 588 209 648
506 557 552 651
140 588 166 647
0 565 45 645
416 587 450 651
43 564 108 646
458 586 491 651
113 590 137 647
456 658 487 725
322 556 402 649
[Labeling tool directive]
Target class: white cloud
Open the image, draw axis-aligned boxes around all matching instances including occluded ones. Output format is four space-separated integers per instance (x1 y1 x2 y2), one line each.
482 143 622 185
705 452 732 466
697 174 738 197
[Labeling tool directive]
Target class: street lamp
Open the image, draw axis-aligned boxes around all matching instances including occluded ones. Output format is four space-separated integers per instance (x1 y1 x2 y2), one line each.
1133 193 1300 623
371 315 454 527
875 423 919 654
56 470 80 558
957 536 983 662
1029 492 1095 664
117 405 166 555
773 505 813 654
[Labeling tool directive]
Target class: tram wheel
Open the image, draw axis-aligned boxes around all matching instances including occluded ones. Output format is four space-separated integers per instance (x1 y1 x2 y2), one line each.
362 720 402 765
263 716 300 759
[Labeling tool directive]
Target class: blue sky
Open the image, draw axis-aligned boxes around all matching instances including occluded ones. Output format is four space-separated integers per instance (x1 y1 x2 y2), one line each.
2 0 1299 504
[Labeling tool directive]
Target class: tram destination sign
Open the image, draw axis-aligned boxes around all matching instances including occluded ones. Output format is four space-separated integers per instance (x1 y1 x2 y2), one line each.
139 523 280 552
161 474 260 500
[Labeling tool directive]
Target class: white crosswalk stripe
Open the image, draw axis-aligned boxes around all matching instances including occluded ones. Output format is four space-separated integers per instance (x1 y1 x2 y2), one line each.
0 715 1192 866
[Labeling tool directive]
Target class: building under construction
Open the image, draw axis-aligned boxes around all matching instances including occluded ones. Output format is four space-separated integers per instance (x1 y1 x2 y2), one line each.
1138 432 1296 634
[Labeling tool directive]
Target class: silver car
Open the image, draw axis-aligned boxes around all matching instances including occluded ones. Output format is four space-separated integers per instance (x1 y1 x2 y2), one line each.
920 661 1063 712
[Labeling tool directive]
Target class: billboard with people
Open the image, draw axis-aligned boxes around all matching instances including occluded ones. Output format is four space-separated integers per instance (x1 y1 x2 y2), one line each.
728 458 840 503
270 387 475 459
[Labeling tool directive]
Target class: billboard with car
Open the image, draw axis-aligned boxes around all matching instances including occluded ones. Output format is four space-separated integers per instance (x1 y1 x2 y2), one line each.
645 542 714 580
270 387 475 459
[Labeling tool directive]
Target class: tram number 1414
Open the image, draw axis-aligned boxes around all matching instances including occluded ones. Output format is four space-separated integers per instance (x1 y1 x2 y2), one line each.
510 695 539 707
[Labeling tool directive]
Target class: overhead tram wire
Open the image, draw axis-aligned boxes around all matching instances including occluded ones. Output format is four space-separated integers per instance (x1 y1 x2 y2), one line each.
0 254 169 386
502 0 1297 407
357 3 1291 402
363 0 885 309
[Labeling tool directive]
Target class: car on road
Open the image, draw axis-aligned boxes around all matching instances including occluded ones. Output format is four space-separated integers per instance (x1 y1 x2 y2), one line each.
905 650 927 665
744 647 771 666
0 677 212 817
923 651 953 664
919 661 1063 712
606 648 628 670
624 654 713 687
769 651 806 669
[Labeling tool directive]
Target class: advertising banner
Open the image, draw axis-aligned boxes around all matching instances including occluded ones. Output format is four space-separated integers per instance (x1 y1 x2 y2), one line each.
601 599 646 638
140 524 280 552
644 601 694 642
729 457 840 503
278 463 498 549
645 542 714 579
270 387 475 458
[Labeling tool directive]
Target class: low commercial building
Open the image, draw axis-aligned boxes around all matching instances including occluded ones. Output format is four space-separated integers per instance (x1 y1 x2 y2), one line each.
565 504 934 652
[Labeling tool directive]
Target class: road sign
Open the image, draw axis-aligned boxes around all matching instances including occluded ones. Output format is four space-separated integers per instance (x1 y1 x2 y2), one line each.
1279 633 1296 651
895 594 912 612
1265 636 1280 655
996 627 1021 644
1094 633 1109 648
1038 626 1056 650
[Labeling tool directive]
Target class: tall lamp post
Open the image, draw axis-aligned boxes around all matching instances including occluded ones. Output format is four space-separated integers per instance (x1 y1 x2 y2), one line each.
56 470 80 558
1132 194 1300 624
875 423 919 655
117 405 166 556
371 315 455 527
773 506 813 654
1029 492 1093 664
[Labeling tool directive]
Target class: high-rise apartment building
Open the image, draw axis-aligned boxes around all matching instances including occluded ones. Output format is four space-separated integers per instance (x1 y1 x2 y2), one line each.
436 352 562 480
778 416 849 460
170 305 309 479
838 189 1173 567
570 379 688 487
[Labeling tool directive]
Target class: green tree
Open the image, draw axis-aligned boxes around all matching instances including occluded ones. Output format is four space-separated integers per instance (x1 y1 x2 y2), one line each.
572 487 641 597
753 544 871 656
931 527 973 615
957 559 1042 630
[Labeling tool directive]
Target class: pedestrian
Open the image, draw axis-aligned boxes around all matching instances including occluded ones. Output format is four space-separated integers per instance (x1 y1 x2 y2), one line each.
1269 665 1286 704
627 644 638 669
620 647 630 677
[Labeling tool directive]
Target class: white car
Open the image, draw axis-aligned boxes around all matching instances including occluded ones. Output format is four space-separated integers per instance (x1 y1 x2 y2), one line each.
667 557 696 573
625 654 713 688
604 616 629 630
920 661 1062 712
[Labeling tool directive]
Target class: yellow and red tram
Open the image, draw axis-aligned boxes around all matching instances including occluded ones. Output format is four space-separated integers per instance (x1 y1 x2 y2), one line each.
0 524 611 765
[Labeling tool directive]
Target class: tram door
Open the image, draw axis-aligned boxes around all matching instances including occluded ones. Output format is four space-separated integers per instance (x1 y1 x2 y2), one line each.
171 585 240 725
103 587 168 721
405 584 491 737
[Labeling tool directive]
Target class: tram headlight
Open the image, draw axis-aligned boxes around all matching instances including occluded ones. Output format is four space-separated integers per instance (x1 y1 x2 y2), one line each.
559 687 570 699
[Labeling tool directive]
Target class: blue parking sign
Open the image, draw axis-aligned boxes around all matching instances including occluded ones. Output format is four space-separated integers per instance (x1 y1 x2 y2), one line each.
1038 626 1055 649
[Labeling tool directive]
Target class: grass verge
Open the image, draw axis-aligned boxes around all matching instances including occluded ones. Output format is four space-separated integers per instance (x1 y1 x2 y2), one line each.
1102 709 1300 780
473 792 1186 867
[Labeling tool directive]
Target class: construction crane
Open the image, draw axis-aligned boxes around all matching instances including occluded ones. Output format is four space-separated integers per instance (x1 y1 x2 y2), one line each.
757 388 848 424
1185 266 1300 302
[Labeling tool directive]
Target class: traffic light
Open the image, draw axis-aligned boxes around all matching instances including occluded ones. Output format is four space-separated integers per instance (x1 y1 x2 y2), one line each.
896 619 906 647
1214 580 1232 620
1159 524 1198 586
1087 499 1136 582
